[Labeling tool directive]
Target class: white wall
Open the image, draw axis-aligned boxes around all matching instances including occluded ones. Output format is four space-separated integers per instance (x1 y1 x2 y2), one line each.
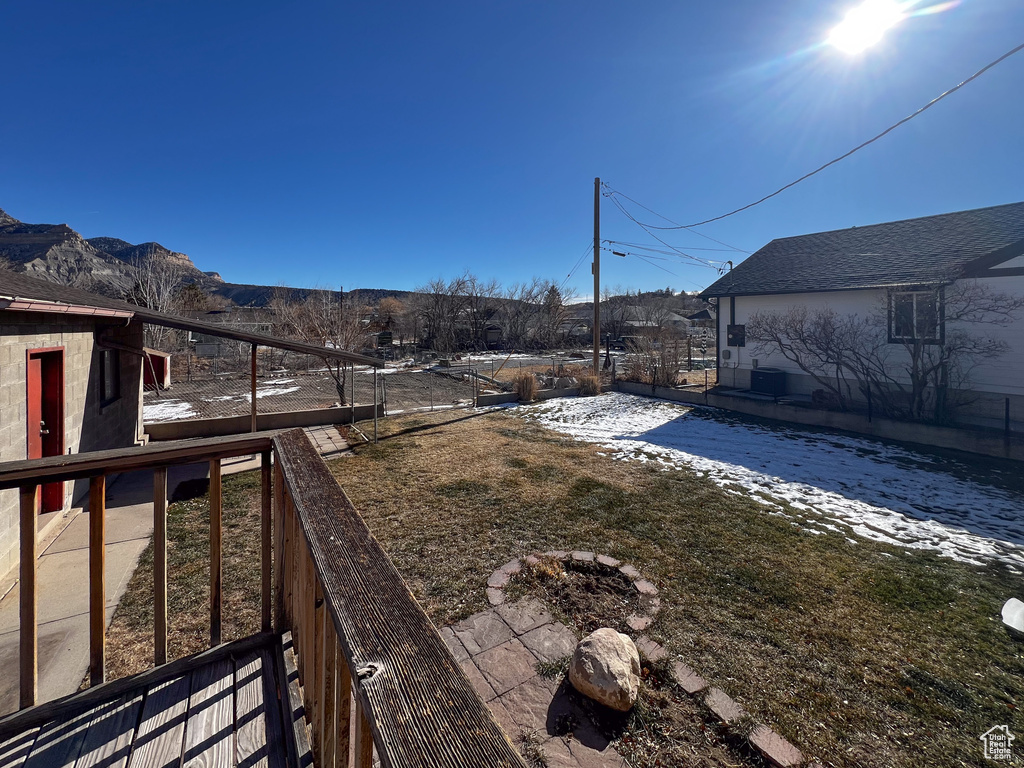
717 289 881 393
716 277 1024 424
960 274 1024 397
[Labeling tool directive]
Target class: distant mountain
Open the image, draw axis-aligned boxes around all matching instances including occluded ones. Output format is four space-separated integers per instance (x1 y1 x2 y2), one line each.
0 207 209 291
0 206 410 308
214 282 414 308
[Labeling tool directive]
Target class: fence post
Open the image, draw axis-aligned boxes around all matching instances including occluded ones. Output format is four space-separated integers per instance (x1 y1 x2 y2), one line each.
251 343 258 433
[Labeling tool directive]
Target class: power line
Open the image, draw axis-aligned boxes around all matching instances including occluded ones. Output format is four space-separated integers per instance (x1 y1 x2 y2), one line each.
606 194 725 270
560 242 593 293
602 186 750 252
633 253 679 277
606 239 739 253
604 239 732 266
682 40 1024 227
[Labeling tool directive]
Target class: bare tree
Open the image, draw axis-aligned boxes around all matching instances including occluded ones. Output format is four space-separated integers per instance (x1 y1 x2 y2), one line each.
414 275 472 353
601 287 630 341
464 275 501 349
271 287 369 405
497 279 545 348
123 256 187 348
748 305 857 408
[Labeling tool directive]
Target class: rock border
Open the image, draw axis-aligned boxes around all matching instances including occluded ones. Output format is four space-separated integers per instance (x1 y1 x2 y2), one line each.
485 552 816 768
485 550 661 633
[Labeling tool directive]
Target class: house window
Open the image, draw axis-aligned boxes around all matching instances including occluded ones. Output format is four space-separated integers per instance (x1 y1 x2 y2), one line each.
889 289 941 343
100 349 120 406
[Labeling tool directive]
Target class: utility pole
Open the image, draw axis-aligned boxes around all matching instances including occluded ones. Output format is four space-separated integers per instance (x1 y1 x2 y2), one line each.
593 177 601 382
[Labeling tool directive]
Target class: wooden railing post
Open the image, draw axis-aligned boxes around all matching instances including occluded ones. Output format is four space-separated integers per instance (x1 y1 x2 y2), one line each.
354 698 373 768
154 467 168 665
313 580 325 767
273 459 286 630
336 647 352 765
210 458 222 647
89 475 106 687
19 485 38 709
261 450 272 633
323 616 338 768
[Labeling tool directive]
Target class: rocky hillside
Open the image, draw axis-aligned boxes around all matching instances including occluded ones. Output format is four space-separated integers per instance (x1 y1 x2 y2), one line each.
0 207 211 291
0 206 408 308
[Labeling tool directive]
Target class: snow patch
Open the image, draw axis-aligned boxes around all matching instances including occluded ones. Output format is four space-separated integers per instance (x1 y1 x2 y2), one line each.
520 392 1024 569
256 386 300 398
144 400 198 422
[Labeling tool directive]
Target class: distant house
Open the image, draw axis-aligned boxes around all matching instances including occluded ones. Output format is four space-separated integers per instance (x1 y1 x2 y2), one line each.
184 307 274 358
685 308 715 330
0 271 146 575
700 202 1024 425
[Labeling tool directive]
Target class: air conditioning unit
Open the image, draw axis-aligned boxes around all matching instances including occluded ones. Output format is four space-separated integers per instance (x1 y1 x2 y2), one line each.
721 349 731 360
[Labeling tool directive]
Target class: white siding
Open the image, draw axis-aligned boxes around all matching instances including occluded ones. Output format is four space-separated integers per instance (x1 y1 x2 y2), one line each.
957 274 1024 397
716 275 1024 423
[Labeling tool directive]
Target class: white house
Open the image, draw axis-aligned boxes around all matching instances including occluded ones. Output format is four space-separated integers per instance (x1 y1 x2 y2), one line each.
700 202 1024 427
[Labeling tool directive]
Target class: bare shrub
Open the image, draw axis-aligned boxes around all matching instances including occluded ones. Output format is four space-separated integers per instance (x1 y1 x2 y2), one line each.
579 375 601 396
514 373 538 401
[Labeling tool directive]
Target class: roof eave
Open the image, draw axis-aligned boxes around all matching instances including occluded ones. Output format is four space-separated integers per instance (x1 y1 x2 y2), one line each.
0 297 135 319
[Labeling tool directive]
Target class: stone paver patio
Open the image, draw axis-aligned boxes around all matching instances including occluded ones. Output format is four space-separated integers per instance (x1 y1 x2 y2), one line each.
443 598 627 768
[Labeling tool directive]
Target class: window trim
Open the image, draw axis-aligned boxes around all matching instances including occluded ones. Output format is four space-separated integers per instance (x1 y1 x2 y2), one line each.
887 287 944 345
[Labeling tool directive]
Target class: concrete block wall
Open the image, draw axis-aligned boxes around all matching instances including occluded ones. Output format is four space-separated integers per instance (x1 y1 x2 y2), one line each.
0 313 144 578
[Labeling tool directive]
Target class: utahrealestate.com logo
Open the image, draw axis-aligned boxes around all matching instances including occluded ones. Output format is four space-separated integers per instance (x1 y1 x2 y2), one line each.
981 725 1015 761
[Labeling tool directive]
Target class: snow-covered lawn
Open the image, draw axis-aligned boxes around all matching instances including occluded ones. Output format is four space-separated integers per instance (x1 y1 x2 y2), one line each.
522 392 1024 570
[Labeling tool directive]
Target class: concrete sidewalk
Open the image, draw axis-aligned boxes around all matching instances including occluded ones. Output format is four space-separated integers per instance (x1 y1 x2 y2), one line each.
0 426 349 716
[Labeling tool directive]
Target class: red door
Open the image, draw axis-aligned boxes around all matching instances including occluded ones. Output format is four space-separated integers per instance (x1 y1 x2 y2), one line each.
26 348 65 513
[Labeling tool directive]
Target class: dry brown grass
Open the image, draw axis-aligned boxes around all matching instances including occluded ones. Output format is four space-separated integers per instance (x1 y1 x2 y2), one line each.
104 471 264 680
330 406 1024 768
513 372 538 401
578 375 600 396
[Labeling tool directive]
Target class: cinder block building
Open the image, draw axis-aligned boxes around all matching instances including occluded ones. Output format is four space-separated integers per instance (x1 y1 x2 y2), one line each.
0 271 145 576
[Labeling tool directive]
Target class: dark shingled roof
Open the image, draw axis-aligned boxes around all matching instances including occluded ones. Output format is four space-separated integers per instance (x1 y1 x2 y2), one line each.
0 268 382 367
700 202 1024 298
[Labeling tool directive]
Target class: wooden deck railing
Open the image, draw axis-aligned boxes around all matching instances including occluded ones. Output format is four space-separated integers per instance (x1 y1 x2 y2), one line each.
0 432 278 707
0 429 527 767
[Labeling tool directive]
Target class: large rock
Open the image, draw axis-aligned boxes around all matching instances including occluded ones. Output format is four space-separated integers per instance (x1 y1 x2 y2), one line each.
568 628 641 712
1003 597 1024 637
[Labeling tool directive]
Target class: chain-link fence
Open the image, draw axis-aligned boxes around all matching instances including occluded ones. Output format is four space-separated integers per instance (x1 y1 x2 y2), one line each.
141 333 491 425
142 320 668 428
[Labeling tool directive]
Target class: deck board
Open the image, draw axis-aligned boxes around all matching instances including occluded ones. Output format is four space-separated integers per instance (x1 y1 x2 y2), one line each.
23 706 95 768
0 727 39 768
126 674 192 768
0 636 297 768
235 652 268 768
182 659 235 768
74 692 144 768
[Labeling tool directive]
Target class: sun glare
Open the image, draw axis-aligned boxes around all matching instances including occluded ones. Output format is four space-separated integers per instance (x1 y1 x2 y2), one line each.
828 0 906 54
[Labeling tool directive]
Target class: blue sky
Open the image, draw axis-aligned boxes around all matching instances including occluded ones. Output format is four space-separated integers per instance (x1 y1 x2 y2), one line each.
2 1 1022 297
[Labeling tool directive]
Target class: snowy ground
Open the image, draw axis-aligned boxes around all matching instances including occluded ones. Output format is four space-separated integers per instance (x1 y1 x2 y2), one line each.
520 392 1024 570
